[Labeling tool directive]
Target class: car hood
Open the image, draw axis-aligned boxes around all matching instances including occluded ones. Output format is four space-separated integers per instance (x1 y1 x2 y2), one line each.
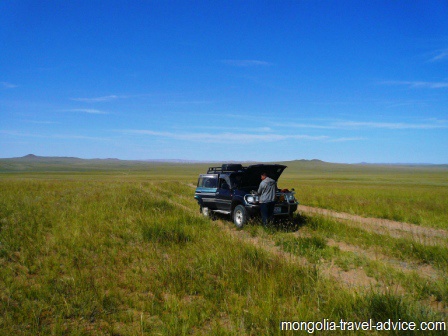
240 164 287 187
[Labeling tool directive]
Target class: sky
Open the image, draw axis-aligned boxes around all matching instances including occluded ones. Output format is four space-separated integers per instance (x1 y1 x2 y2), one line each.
1 0 447 163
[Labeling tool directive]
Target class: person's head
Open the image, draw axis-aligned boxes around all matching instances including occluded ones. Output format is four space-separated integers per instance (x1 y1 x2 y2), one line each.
261 172 267 180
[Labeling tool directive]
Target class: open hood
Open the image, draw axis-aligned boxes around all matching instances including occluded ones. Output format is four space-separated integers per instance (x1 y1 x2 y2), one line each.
240 164 287 187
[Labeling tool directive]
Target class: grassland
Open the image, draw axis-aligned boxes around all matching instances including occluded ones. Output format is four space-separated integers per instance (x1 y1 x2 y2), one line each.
0 158 447 334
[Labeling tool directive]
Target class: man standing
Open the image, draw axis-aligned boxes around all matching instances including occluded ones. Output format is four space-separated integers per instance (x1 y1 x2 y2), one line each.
257 172 277 226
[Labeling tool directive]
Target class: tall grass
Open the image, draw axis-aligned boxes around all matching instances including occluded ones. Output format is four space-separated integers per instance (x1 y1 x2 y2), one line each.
1 178 445 334
281 171 448 229
298 214 448 271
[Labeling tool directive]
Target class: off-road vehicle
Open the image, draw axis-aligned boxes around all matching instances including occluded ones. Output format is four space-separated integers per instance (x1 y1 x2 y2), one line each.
194 164 298 227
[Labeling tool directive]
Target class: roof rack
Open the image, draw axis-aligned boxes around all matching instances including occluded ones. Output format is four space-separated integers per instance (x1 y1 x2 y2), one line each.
207 164 246 174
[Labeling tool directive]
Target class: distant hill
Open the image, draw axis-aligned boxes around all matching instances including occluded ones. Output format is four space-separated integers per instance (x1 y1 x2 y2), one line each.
0 154 143 173
16 154 120 162
0 155 446 173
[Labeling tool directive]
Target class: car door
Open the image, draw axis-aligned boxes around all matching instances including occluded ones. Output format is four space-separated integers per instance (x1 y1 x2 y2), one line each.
215 176 232 213
195 174 218 209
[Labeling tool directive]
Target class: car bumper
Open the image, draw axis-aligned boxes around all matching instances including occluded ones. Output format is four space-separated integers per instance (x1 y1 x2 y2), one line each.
244 202 298 216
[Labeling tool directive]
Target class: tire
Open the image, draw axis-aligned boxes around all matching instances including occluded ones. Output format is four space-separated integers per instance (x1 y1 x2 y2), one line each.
233 205 248 228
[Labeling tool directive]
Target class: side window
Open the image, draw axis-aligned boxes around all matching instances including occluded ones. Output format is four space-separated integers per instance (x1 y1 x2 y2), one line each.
231 174 242 188
205 178 217 188
199 176 217 188
197 177 203 187
219 178 229 190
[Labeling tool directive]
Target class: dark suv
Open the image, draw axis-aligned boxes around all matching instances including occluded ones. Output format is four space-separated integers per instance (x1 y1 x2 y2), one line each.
194 164 298 227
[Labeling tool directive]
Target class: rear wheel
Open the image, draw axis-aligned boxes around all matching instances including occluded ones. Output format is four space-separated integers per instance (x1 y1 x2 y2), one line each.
233 205 248 228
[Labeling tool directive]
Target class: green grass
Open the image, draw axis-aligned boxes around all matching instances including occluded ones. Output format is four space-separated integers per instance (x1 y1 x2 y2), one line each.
1 177 446 334
1 160 447 334
280 163 448 229
298 214 448 271
2 158 448 228
274 228 448 305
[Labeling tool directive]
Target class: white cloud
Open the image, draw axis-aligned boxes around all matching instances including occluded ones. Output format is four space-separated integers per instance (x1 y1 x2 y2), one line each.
273 122 337 129
122 129 327 143
64 108 108 114
272 119 448 131
178 125 274 133
24 120 60 124
0 130 110 141
334 121 448 130
151 100 214 106
71 95 119 102
1 81 18 89
220 59 272 67
381 81 448 89
429 50 448 62
0 130 36 137
328 137 365 142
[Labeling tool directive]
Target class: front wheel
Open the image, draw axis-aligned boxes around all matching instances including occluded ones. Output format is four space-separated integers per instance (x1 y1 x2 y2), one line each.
233 205 248 228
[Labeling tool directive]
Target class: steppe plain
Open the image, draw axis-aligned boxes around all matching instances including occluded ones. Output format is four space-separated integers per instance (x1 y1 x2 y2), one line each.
1 156 447 334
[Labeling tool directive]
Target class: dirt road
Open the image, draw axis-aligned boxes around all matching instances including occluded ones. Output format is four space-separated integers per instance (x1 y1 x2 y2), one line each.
298 205 448 243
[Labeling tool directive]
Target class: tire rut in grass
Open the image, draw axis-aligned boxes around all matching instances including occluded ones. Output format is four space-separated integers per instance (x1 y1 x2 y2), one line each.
167 195 385 292
186 182 447 241
298 205 448 243
182 182 447 313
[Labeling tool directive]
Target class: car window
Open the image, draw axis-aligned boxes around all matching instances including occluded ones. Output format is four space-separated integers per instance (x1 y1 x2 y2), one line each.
199 176 218 188
219 179 229 190
230 174 242 188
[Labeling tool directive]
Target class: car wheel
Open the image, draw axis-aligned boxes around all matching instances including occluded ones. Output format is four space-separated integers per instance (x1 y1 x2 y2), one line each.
233 205 247 228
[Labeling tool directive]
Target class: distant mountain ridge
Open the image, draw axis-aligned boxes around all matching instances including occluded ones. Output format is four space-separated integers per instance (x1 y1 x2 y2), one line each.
19 154 120 161
0 154 446 167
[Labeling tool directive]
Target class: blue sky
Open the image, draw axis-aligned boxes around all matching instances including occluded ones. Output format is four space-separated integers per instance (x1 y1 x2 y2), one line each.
1 0 447 163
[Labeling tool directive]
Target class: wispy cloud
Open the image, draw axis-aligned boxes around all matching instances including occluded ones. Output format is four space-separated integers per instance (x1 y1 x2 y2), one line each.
334 121 448 130
220 59 272 67
1 81 18 89
0 130 110 141
0 130 37 137
429 49 448 62
151 100 214 106
328 137 366 143
121 129 327 143
273 122 337 129
177 125 274 133
24 120 61 124
381 80 448 89
70 93 157 102
272 119 448 130
70 95 119 102
64 108 109 114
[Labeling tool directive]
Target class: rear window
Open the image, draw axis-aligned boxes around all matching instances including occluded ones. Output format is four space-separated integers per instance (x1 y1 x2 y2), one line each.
198 176 218 188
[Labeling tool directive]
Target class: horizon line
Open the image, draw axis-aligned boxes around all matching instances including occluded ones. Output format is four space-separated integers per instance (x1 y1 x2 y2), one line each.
1 154 446 166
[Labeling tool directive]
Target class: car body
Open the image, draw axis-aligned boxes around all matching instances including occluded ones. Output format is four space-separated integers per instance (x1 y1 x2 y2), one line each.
194 164 298 227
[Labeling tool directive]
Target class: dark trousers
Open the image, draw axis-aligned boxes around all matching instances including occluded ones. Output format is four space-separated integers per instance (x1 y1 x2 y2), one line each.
260 201 275 226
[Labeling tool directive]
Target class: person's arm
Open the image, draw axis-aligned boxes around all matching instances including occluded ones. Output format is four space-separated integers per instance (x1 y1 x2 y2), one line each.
257 181 264 195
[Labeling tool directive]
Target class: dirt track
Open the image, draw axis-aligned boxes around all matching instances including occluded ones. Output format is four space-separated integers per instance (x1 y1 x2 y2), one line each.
176 185 447 312
298 205 448 243
187 182 447 240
